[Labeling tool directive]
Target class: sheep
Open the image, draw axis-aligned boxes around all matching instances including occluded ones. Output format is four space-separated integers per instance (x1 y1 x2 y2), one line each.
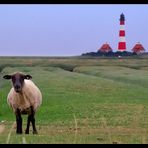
3 72 42 134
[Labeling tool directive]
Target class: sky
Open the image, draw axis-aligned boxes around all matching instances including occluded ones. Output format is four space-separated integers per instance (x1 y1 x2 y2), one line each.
0 4 148 56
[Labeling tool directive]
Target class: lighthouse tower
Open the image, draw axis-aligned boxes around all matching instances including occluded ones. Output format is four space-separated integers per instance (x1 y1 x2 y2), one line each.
118 13 126 52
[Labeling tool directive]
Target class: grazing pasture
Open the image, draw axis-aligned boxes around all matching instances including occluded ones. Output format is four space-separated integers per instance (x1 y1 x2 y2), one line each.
0 57 148 143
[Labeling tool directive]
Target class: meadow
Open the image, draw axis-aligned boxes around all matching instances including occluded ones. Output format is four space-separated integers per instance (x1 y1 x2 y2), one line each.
0 56 148 144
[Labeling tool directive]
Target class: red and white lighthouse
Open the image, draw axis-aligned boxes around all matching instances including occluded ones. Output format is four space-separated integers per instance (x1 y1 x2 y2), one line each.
118 13 126 52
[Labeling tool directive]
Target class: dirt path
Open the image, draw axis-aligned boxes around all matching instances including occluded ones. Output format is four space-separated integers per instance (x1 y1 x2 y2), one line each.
0 125 5 134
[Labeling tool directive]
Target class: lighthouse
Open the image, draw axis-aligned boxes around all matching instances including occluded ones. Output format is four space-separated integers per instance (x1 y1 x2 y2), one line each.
118 13 126 52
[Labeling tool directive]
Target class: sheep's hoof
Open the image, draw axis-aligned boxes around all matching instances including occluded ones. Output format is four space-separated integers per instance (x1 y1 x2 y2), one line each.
25 130 29 134
16 131 23 134
33 131 38 134
25 131 29 134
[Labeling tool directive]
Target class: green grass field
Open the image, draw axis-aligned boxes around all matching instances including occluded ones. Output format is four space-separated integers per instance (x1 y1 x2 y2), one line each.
0 57 148 144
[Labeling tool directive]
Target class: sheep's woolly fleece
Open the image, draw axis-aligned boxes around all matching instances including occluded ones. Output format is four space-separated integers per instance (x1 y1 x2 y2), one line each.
7 79 42 113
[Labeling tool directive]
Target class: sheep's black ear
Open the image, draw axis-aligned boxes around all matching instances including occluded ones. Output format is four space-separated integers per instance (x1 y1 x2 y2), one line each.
24 75 32 80
3 75 12 80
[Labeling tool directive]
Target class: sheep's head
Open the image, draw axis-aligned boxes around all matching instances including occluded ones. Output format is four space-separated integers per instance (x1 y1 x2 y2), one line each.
3 72 32 93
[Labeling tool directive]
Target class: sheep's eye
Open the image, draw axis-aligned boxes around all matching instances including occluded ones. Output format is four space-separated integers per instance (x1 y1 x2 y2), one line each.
11 76 16 83
20 77 24 82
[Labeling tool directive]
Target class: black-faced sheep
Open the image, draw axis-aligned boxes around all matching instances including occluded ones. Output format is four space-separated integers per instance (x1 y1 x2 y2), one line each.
3 72 42 134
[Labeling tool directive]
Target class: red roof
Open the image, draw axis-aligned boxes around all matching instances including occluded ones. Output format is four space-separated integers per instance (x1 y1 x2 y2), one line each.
132 43 145 53
98 43 113 52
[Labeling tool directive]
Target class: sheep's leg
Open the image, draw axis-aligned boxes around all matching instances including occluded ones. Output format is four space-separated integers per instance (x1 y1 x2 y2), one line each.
31 115 38 134
25 106 38 134
25 115 31 134
16 108 22 134
30 106 38 134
